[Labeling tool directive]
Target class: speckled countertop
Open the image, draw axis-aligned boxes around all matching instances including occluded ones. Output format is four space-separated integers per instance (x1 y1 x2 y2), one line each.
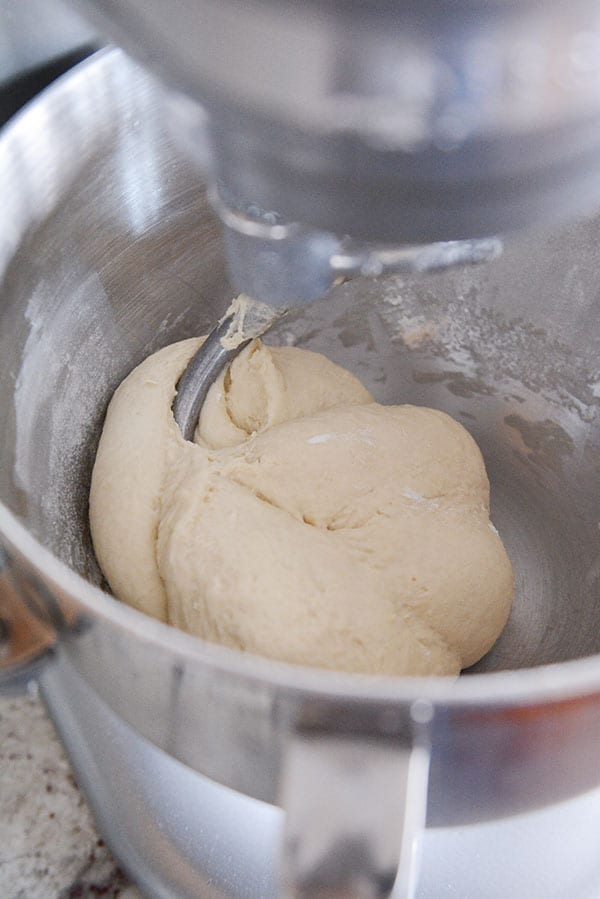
0 691 142 899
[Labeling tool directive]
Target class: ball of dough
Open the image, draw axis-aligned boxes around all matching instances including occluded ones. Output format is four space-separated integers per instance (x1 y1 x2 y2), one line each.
89 338 514 676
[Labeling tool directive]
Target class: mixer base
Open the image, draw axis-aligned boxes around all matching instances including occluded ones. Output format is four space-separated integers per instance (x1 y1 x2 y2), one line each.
40 650 600 899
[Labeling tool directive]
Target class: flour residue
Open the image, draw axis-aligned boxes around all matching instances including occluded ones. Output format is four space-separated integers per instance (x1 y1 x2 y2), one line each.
219 295 287 351
306 433 334 445
14 270 128 578
306 428 375 447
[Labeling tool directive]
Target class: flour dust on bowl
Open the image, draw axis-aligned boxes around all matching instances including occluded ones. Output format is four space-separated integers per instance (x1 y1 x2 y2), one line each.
2 50 600 899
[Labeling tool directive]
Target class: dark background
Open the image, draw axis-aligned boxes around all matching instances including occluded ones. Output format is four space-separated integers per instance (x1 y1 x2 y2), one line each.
0 44 97 129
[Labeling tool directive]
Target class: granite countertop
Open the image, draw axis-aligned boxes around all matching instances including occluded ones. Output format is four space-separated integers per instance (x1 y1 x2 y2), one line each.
0 690 142 899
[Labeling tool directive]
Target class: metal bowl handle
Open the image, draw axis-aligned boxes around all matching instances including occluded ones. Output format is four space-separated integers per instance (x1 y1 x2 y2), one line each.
0 545 57 690
280 700 433 898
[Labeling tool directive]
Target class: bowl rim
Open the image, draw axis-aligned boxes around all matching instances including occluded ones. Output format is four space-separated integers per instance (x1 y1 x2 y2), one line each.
4 499 600 708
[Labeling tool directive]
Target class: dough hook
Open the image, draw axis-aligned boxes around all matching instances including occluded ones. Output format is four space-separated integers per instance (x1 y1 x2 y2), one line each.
173 297 286 442
172 234 503 442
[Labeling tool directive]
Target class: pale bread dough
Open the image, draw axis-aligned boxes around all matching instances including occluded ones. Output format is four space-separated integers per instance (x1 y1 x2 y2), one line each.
90 338 514 676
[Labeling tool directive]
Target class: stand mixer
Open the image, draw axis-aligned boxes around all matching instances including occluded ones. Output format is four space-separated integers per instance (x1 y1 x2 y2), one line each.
2 1 600 897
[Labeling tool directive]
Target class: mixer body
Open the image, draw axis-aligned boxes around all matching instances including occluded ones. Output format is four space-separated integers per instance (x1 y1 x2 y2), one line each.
2 50 600 896
75 0 600 303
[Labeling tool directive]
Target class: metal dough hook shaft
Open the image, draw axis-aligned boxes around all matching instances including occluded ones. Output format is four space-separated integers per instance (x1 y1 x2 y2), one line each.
173 299 286 442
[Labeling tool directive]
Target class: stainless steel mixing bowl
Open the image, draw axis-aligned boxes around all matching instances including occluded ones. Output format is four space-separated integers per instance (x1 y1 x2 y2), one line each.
2 49 600 898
